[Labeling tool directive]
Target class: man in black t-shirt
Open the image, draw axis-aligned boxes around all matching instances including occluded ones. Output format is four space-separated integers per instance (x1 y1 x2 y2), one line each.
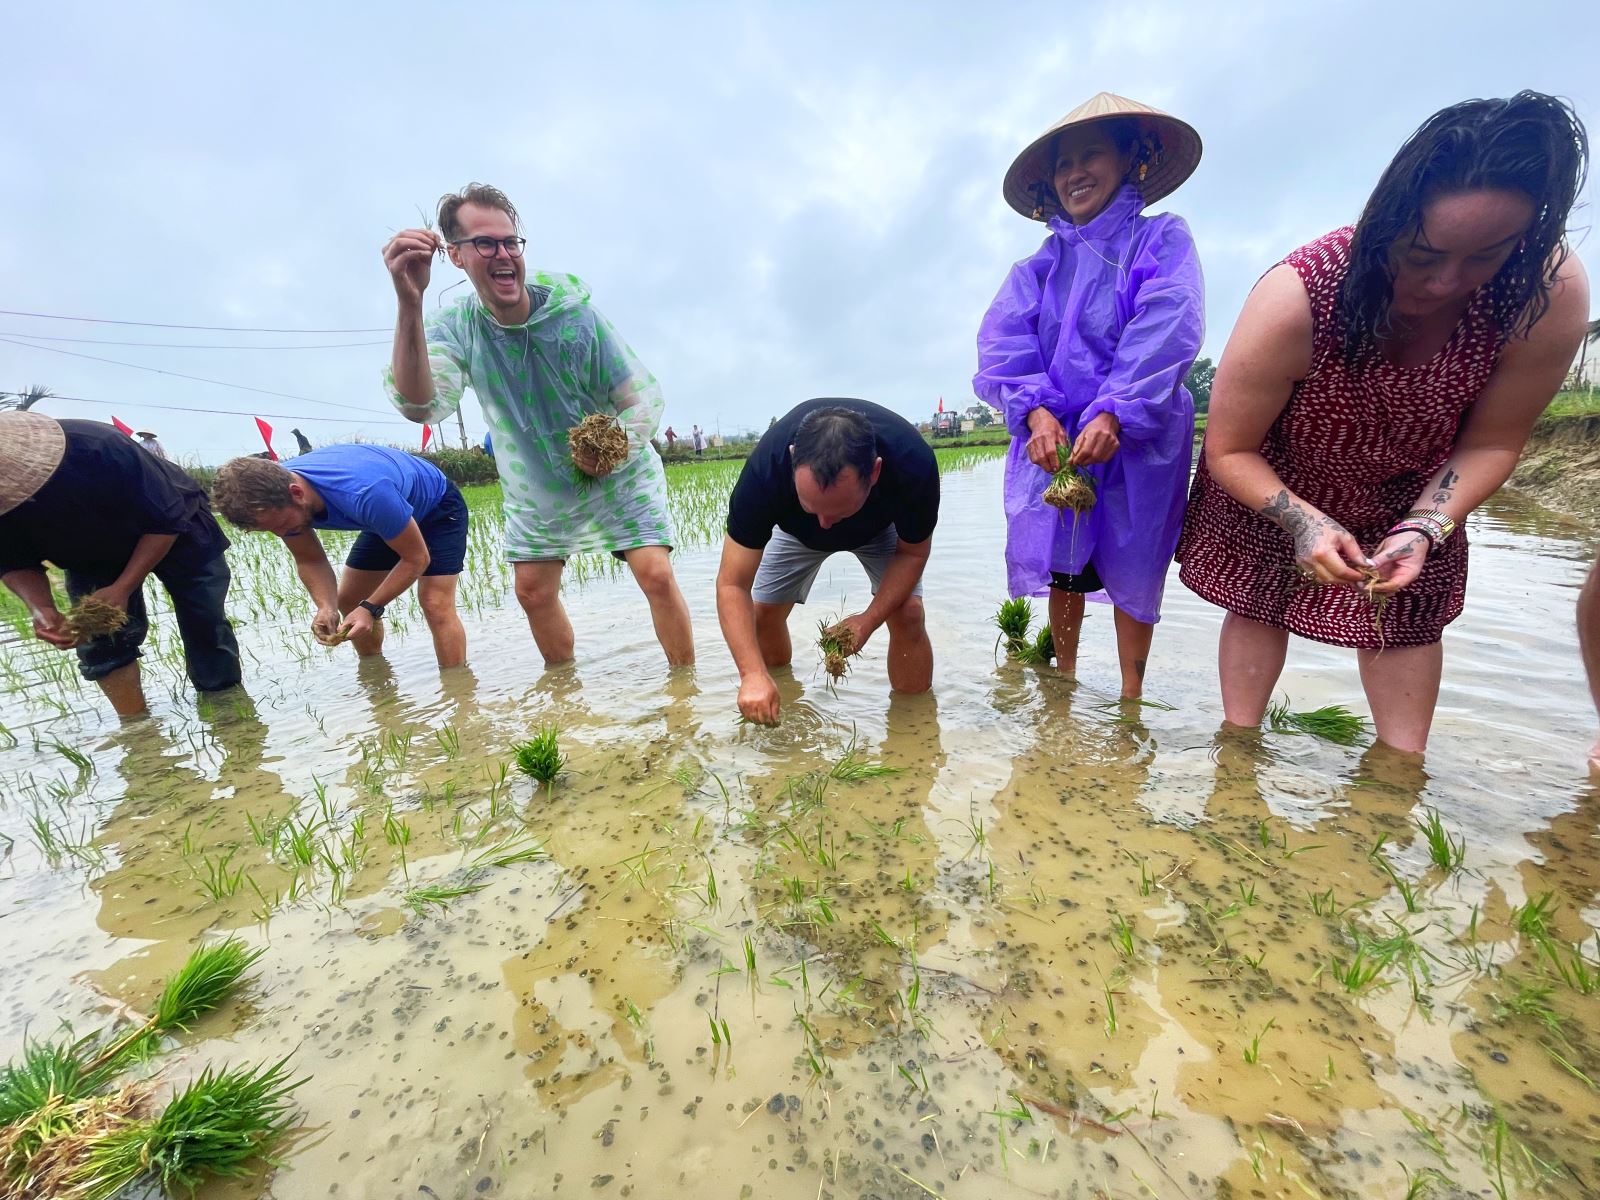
0 412 241 718
717 399 939 724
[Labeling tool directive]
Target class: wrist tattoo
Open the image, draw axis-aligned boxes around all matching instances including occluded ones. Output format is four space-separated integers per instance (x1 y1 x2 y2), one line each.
1262 490 1349 556
1430 468 1459 507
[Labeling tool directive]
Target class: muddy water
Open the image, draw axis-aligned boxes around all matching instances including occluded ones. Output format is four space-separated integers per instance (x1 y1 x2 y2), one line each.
4 451 1600 1199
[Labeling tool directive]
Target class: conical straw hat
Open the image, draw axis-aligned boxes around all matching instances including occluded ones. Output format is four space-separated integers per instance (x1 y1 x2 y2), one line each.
0 410 67 516
1002 92 1203 221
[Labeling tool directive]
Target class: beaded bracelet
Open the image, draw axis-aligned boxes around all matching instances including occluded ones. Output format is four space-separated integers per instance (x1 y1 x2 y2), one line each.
1386 520 1438 551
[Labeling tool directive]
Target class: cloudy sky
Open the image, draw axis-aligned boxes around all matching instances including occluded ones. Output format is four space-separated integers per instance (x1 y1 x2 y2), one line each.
3 1 1595 462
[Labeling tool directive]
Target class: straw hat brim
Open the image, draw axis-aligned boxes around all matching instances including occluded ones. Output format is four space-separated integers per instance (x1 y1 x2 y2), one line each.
1003 92 1202 222
0 410 67 516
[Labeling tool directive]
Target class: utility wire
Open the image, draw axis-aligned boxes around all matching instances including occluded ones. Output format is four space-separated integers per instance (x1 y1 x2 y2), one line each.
0 336 393 415
0 308 391 334
45 392 418 427
0 330 390 350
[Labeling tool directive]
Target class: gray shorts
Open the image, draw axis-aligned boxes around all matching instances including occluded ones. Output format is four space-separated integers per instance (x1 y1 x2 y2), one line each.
751 527 922 605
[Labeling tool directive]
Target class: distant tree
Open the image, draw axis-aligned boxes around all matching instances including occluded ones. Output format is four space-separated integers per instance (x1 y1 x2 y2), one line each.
1184 358 1215 412
963 403 996 427
0 384 53 412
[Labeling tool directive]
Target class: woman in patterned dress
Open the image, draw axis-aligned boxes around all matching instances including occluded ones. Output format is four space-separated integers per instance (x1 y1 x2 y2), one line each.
1177 92 1589 752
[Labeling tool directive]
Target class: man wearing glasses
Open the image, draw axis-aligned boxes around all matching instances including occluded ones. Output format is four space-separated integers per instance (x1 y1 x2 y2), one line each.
382 184 693 669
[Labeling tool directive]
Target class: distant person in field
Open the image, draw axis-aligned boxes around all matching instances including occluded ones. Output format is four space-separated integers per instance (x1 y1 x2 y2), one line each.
381 182 692 668
135 430 169 459
692 425 706 456
1178 92 1589 753
664 425 677 451
716 399 939 725
212 445 468 667
0 412 241 717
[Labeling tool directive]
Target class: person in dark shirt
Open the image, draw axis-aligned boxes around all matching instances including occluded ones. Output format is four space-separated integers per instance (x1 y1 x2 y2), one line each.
0 412 241 717
717 399 939 724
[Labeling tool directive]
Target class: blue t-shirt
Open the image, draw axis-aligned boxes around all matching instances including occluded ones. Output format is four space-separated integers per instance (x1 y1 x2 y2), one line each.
291 444 449 540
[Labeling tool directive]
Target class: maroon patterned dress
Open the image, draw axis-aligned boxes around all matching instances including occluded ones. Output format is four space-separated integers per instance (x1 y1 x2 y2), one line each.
1176 227 1504 649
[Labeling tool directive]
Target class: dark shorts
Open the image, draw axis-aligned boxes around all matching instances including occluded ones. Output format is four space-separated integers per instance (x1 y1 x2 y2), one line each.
345 483 468 576
67 551 242 693
1050 562 1103 594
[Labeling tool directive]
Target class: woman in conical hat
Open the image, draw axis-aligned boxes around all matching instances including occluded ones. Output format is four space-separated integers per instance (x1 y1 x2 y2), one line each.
974 92 1205 699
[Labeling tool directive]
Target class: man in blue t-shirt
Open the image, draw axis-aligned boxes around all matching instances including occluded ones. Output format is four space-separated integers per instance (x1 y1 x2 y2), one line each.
212 444 468 667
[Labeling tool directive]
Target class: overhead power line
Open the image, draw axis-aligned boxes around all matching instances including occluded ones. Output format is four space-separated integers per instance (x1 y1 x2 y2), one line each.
46 392 418 427
0 336 392 415
0 307 391 334
0 330 389 350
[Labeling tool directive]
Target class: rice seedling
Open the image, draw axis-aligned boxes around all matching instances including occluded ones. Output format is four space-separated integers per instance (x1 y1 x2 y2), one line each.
1014 623 1054 666
0 1037 112 1129
1492 976 1563 1038
434 724 461 760
63 596 128 641
1109 912 1135 958
48 740 93 777
827 737 900 781
993 597 1032 660
1511 892 1558 940
1401 1165 1452 1200
513 726 565 785
1265 698 1372 746
1041 446 1096 513
90 938 263 1071
194 850 246 902
402 880 486 917
1417 808 1466 874
1243 1018 1276 1065
1537 934 1600 995
567 413 629 484
816 619 858 681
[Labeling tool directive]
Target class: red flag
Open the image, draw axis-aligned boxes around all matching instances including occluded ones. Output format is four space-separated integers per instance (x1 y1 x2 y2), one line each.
421 424 433 451
110 416 134 436
254 417 278 462
937 397 944 413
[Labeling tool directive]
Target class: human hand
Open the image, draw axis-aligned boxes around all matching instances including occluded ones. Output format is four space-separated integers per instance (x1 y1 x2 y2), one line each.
829 613 875 657
1265 492 1369 586
32 606 77 649
88 585 132 613
1025 408 1069 471
1070 412 1120 467
382 228 440 306
337 606 375 643
572 445 624 478
737 672 782 725
1365 531 1429 595
311 606 345 646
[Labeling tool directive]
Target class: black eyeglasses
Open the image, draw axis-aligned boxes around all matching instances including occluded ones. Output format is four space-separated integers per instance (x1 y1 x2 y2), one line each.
450 236 527 259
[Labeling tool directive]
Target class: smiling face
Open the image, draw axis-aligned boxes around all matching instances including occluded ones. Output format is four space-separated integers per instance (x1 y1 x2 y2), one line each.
1052 124 1136 225
1388 189 1535 320
446 202 528 322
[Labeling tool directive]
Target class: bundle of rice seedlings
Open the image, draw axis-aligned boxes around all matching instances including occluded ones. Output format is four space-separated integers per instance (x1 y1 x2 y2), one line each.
1 1082 154 1200
64 598 128 641
817 621 858 681
994 597 1033 659
1265 698 1372 747
1014 623 1055 666
1041 447 1096 513
567 413 629 480
514 726 565 785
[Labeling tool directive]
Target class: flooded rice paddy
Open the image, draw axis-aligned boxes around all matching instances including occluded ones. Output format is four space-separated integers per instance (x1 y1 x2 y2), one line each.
4 446 1600 1199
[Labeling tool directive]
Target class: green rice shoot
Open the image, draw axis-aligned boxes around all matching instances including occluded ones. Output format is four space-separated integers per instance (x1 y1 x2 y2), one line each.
1265 699 1372 747
513 726 565 785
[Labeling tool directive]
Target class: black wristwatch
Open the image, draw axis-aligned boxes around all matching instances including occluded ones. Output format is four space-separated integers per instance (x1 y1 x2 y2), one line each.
357 600 386 619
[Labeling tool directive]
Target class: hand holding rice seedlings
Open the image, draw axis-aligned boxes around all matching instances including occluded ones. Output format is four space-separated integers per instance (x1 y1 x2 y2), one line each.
513 726 565 785
567 413 629 481
64 598 127 641
1041 445 1096 513
817 620 858 681
1265 697 1372 746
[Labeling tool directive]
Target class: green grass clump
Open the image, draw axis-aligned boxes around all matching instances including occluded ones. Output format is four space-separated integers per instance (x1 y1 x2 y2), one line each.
1265 699 1371 746
993 598 1054 665
1417 808 1466 874
513 727 565 785
828 737 901 782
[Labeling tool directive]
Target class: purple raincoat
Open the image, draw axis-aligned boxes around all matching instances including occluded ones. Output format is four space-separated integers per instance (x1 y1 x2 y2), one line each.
973 185 1204 624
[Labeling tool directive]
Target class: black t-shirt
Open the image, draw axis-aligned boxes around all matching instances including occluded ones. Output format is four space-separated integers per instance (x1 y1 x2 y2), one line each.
0 419 228 576
726 398 939 552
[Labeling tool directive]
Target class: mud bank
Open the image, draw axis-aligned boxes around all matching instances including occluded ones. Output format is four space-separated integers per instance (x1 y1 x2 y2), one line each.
1509 412 1600 526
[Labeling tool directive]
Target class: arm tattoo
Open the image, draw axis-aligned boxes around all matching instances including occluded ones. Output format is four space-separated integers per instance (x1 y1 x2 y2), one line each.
1262 489 1349 557
1430 467 1458 507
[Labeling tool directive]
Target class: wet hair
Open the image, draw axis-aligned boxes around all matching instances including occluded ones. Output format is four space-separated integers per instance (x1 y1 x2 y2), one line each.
1339 91 1588 359
211 456 295 528
437 183 521 242
791 406 877 489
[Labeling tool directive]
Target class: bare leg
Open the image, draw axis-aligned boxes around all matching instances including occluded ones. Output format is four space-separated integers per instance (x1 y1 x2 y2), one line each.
753 601 794 668
97 662 148 718
336 567 389 657
1580 556 1600 771
1112 607 1155 700
1356 641 1443 754
884 595 933 694
1049 589 1085 676
513 560 574 665
1218 611 1291 726
622 546 694 667
416 575 467 668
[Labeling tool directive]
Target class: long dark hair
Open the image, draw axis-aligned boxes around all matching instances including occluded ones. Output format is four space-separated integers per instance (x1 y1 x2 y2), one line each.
1338 91 1587 359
